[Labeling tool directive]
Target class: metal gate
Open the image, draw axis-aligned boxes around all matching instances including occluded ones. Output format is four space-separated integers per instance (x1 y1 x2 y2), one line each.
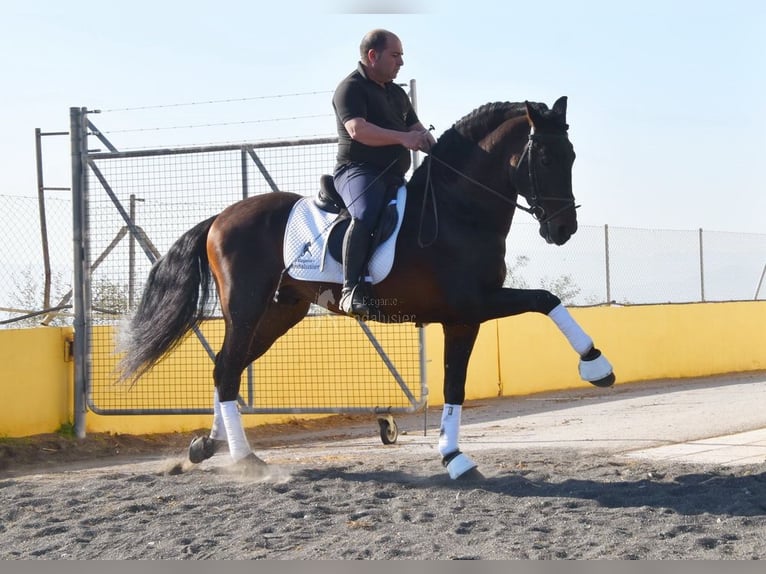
69 107 426 437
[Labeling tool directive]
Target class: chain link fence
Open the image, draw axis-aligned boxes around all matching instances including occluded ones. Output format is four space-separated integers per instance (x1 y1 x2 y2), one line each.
2 150 764 330
2 195 765 330
0 194 73 328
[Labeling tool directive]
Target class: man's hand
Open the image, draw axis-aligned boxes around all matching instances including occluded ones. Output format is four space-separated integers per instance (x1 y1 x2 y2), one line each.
400 129 433 153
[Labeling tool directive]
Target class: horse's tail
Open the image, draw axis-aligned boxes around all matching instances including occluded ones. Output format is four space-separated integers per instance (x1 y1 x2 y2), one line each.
118 215 217 383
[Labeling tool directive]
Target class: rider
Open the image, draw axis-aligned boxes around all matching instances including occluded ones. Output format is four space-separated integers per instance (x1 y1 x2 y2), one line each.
332 28 435 317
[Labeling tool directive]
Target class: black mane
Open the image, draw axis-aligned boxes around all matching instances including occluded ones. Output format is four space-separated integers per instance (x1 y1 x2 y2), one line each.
410 101 534 190
451 101 529 142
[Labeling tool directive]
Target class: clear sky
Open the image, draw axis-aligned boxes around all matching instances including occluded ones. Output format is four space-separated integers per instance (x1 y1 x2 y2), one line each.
3 0 765 234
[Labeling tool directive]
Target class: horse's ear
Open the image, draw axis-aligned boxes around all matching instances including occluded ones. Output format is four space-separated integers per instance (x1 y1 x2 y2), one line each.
525 100 543 127
552 96 568 117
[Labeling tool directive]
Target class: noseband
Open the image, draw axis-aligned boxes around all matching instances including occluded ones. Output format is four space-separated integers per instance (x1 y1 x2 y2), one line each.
513 130 579 225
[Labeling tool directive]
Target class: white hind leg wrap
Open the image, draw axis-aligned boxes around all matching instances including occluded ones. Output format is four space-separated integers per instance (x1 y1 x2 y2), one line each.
219 400 252 462
209 389 228 441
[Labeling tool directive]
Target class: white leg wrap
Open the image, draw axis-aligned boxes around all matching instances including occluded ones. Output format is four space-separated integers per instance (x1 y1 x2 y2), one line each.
219 400 252 462
579 353 614 382
209 389 228 441
548 304 593 356
438 404 462 457
444 452 477 480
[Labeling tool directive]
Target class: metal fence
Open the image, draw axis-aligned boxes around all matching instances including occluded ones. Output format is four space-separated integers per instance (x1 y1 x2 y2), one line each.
500 224 766 306
0 194 73 327
66 107 426 439
3 186 765 329
2 107 764 439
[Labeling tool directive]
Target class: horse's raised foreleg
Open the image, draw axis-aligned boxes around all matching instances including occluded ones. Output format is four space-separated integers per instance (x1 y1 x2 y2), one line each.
439 323 481 479
475 288 614 387
548 302 614 387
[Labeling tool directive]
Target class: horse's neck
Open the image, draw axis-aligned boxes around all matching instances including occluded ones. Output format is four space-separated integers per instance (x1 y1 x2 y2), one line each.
434 117 530 233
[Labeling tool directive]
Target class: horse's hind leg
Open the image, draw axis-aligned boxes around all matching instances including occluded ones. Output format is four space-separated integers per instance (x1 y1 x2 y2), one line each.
196 298 310 464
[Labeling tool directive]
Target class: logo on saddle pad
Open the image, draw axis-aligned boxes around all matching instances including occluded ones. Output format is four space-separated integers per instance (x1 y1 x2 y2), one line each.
282 185 407 285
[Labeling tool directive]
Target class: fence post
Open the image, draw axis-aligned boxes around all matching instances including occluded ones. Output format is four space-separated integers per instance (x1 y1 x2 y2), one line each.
755 263 766 300
604 224 611 304
35 128 52 311
127 194 145 310
699 228 705 302
71 107 90 439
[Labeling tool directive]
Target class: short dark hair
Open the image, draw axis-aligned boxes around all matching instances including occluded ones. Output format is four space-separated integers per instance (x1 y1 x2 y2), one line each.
359 29 396 63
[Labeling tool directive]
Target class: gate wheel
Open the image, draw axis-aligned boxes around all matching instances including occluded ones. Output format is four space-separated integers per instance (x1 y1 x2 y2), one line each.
377 415 399 445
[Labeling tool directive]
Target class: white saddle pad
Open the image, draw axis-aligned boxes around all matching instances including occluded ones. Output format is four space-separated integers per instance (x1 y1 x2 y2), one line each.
282 186 406 285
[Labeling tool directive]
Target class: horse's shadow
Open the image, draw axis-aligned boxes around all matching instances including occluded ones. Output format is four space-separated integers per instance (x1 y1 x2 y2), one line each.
293 465 766 518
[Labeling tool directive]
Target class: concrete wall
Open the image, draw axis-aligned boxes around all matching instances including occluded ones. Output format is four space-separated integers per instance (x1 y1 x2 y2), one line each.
1 302 764 438
0 327 73 436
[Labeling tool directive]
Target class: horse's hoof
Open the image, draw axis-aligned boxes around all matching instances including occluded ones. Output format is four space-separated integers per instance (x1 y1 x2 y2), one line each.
442 451 478 480
590 372 616 388
188 436 226 464
232 452 269 479
579 348 615 387
456 467 485 481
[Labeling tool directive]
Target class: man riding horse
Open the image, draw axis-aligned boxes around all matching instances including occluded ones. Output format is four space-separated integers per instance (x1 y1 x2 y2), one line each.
332 29 436 317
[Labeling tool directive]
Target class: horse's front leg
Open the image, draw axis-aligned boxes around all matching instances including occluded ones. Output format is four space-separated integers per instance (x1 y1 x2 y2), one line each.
477 288 615 387
439 323 482 480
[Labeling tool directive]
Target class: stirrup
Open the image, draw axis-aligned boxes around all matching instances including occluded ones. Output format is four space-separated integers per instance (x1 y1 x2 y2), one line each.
339 285 370 318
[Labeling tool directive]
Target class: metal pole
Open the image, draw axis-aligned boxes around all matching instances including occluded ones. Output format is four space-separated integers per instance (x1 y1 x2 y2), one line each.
242 147 254 406
128 195 138 309
604 224 611 304
409 78 421 171
71 107 89 439
419 324 428 437
755 263 766 300
35 128 52 311
699 228 705 302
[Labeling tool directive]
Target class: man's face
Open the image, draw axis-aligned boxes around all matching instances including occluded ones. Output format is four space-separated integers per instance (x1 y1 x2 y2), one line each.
370 36 404 83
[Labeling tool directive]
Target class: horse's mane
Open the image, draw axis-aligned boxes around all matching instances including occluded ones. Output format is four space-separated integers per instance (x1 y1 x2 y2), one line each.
451 101 529 143
410 101 534 189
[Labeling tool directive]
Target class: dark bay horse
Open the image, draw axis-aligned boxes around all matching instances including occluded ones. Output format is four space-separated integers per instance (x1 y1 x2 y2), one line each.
119 96 615 479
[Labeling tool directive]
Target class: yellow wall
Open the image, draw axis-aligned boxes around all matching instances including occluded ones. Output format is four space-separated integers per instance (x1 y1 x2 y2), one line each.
1 302 764 438
0 327 73 437
496 302 766 396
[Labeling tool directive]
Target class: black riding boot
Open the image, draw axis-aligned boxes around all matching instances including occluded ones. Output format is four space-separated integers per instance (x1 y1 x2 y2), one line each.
339 218 373 318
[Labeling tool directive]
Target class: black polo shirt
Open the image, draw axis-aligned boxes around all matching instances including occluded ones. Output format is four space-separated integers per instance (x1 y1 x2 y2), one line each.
332 62 419 176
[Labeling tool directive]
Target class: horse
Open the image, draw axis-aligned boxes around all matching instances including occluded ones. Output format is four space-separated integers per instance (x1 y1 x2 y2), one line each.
118 96 615 480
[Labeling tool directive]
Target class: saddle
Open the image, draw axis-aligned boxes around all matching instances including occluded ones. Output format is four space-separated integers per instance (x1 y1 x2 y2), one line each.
313 174 401 264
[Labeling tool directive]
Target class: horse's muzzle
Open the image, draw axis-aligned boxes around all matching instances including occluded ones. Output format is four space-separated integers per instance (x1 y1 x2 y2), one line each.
540 219 577 246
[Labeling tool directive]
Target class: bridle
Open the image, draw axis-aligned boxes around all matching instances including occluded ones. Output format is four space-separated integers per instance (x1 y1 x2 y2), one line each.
418 129 579 246
510 129 579 225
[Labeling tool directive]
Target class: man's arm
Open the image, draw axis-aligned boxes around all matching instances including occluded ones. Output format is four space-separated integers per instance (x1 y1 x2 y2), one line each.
344 117 432 152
